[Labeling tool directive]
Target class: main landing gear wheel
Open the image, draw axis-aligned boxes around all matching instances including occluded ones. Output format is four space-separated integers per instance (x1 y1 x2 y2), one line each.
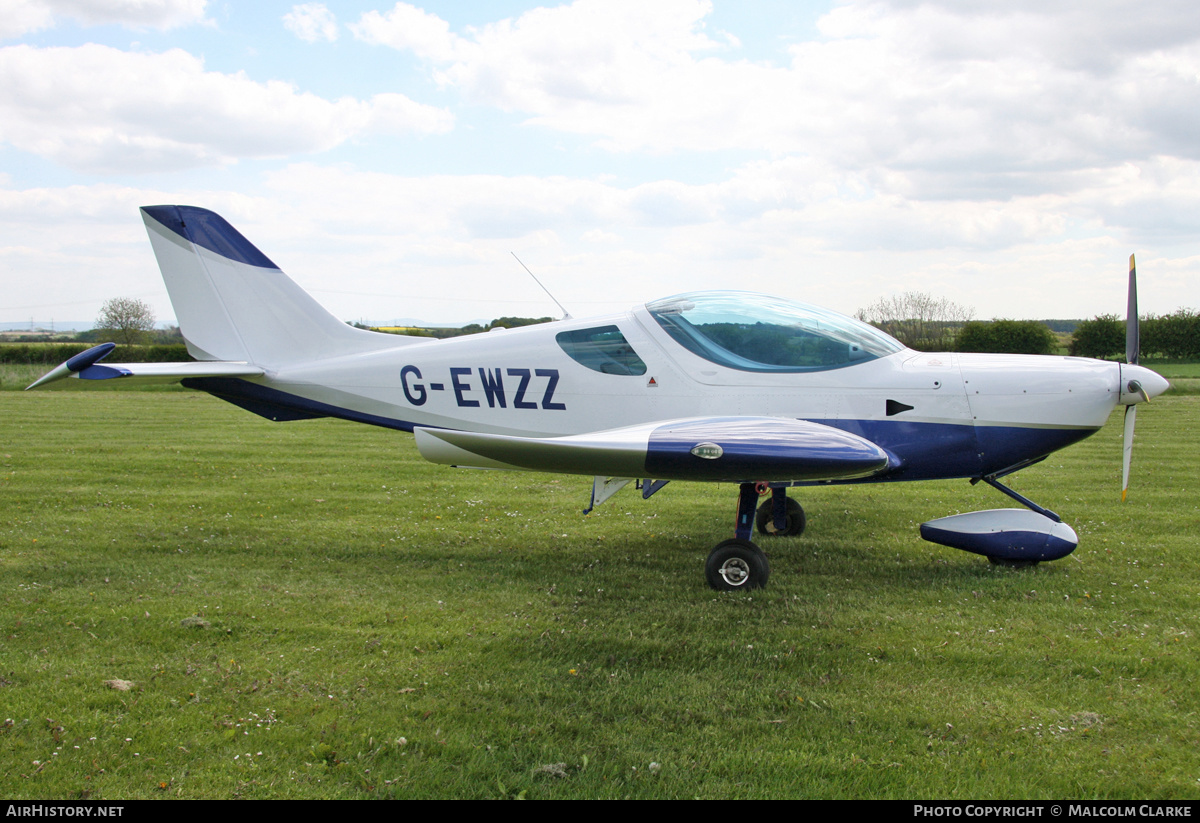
755 497 806 537
706 539 770 591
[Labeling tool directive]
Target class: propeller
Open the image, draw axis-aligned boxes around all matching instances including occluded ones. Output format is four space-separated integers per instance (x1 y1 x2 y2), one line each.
1120 254 1156 501
1116 256 1170 501
1122 255 1138 501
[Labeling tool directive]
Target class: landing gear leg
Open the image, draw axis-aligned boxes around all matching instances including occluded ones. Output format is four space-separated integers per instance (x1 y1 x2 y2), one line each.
705 483 770 591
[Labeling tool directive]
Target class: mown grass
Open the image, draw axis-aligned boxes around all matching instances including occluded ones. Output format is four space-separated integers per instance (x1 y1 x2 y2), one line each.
1 392 1198 799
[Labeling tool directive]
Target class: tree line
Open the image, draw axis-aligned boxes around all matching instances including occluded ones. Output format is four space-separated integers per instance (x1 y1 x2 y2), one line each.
1069 310 1200 359
858 291 1198 358
856 291 1060 354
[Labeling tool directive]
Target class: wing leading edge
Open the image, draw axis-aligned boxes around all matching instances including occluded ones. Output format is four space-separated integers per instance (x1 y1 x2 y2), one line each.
414 416 898 482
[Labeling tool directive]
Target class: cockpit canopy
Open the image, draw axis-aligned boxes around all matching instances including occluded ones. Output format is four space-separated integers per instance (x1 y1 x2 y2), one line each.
646 291 905 372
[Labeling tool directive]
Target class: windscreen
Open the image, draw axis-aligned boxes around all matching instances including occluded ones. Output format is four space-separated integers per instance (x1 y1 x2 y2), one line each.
646 291 904 372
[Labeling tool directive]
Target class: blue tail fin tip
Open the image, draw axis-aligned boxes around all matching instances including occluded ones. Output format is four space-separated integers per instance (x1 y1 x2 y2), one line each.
141 205 279 270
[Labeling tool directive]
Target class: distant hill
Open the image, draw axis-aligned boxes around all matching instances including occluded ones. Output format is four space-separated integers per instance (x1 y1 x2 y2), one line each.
0 321 91 334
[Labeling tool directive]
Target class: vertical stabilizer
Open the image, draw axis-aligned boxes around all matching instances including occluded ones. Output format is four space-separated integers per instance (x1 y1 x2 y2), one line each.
141 206 402 366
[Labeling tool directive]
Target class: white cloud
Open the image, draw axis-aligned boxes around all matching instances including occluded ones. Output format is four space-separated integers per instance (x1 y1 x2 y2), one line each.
353 0 726 107
351 2 461 62
284 3 338 43
6 2 1200 326
239 160 1200 320
351 0 1200 204
1 0 209 38
0 1 55 39
581 228 620 244
0 44 454 173
5 156 1200 329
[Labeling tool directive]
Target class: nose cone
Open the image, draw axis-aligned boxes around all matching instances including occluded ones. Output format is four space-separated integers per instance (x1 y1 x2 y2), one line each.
1120 364 1170 404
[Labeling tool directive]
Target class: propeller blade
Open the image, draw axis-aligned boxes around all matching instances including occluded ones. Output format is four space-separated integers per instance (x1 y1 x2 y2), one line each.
1121 403 1137 502
1126 254 1139 365
1122 254 1142 501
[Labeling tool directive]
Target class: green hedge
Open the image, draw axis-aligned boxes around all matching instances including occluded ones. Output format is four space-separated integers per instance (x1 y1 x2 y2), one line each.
1068 315 1122 358
0 343 192 365
1143 309 1200 359
1070 310 1200 359
955 319 1056 355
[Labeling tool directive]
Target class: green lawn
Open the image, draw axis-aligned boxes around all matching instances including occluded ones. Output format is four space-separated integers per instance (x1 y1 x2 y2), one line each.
1 391 1197 798
1155 363 1200 377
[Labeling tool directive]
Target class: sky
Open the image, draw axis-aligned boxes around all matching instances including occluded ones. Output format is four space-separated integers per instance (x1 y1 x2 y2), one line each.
2 0 1199 329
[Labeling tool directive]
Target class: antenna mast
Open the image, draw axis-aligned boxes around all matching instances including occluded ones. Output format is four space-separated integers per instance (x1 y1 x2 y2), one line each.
511 252 572 320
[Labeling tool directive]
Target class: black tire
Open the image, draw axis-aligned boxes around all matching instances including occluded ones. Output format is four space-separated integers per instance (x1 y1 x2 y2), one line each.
988 556 1040 569
706 539 770 591
755 497 806 537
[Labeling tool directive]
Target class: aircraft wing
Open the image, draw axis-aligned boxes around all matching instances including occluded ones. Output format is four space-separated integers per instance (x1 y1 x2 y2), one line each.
414 416 898 483
26 343 263 390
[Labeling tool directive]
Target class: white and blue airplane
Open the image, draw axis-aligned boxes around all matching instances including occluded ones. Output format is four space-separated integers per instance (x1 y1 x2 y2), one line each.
29 206 1169 590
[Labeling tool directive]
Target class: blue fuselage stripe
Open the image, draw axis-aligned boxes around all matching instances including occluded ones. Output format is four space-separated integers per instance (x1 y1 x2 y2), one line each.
182 378 421 431
814 419 1097 482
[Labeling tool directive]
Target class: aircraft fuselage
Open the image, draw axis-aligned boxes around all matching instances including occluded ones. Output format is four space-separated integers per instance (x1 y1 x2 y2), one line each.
200 305 1156 484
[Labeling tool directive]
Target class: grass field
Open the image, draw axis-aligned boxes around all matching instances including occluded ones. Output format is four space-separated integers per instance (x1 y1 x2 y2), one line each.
2 391 1198 799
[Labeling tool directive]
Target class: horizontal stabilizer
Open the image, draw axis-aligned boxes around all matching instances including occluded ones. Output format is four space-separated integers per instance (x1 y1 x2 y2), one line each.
415 416 896 482
26 343 262 390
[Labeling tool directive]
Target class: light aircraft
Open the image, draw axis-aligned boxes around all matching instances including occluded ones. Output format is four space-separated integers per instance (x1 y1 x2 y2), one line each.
29 206 1169 590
